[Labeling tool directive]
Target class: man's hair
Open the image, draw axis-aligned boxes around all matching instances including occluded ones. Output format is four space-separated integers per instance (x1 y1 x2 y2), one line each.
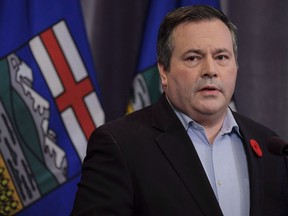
157 5 238 71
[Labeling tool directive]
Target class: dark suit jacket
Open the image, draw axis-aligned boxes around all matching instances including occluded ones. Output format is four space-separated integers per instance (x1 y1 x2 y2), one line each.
71 94 288 216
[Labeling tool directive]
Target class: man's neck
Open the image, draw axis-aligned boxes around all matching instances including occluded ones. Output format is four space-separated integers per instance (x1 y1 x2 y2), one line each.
193 111 227 144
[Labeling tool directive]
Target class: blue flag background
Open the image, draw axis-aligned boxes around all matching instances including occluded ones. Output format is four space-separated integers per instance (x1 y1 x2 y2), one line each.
0 1 104 215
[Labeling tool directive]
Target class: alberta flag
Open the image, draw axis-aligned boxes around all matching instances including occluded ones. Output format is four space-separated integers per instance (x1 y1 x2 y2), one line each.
0 1 104 215
127 0 240 113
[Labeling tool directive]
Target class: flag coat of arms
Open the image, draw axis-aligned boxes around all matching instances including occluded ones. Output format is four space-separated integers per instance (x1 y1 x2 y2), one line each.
0 1 104 215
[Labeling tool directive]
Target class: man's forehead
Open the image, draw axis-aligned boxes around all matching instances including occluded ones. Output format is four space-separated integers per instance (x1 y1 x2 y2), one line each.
171 20 234 48
173 19 231 36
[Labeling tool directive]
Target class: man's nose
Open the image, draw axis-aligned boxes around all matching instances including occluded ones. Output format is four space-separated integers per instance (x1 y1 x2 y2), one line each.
201 57 218 78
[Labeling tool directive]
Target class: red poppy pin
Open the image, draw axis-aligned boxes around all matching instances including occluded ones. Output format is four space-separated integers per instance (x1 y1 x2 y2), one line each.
250 139 263 157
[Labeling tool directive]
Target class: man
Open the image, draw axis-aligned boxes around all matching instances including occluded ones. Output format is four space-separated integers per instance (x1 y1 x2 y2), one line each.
71 5 288 216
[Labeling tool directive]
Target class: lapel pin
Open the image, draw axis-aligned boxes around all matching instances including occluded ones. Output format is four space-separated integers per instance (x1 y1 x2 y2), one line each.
250 139 263 157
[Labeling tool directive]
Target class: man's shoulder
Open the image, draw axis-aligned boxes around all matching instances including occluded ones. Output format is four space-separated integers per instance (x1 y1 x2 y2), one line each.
102 94 174 130
95 104 157 137
111 104 154 126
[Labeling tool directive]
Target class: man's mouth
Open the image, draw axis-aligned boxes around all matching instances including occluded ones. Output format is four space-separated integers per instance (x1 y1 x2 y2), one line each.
198 85 220 95
200 85 219 91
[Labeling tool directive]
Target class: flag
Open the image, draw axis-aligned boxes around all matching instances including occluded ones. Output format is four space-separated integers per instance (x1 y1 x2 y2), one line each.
127 0 238 113
0 1 104 215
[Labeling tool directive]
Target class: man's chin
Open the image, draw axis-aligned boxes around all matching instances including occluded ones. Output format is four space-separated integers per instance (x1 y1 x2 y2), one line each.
197 104 226 116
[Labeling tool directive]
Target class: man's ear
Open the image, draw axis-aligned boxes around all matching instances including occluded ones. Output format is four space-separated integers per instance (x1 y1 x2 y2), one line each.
157 63 168 88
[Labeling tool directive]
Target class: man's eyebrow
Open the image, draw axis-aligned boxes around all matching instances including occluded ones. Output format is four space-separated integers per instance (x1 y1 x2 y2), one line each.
214 48 232 55
183 48 233 55
183 49 204 55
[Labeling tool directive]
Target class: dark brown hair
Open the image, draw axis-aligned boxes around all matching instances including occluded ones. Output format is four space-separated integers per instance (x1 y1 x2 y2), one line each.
157 5 238 71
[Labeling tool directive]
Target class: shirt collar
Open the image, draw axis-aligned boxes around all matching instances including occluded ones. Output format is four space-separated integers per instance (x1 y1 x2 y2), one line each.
221 108 241 137
170 101 241 137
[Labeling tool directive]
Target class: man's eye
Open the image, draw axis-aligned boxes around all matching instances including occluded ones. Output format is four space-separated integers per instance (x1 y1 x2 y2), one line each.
186 56 199 61
216 55 228 60
183 55 201 67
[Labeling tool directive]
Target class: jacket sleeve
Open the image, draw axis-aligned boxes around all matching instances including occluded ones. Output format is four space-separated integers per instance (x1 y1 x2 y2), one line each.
70 125 134 216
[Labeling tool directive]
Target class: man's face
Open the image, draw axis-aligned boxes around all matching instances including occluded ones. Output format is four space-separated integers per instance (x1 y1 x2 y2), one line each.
158 19 237 121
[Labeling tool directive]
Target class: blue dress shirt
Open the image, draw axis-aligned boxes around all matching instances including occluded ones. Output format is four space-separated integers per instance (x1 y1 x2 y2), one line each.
174 108 250 216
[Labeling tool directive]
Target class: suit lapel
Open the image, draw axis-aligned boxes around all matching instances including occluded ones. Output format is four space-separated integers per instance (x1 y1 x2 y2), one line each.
152 95 223 216
234 113 264 216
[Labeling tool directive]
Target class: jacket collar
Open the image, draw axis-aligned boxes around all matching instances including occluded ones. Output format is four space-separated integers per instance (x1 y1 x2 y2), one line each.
151 94 223 216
